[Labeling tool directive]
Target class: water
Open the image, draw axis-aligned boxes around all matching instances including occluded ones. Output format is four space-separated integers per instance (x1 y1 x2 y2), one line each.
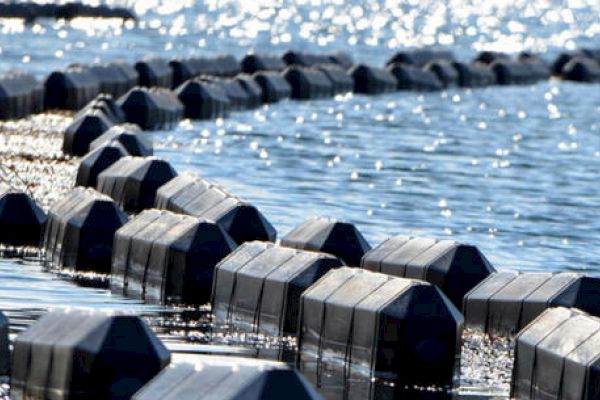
1 0 600 398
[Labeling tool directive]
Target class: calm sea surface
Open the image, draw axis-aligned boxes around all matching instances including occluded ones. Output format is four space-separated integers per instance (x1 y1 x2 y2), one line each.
0 0 600 396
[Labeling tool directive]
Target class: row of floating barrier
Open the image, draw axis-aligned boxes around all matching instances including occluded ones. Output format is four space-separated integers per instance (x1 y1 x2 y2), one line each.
2 47 600 399
3 46 600 122
0 2 136 22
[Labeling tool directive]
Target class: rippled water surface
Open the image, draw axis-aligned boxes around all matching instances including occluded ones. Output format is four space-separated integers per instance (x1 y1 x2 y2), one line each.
1 0 600 397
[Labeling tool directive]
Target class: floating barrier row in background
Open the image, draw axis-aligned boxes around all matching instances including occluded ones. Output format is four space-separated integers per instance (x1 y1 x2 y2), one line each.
0 2 136 22
4 46 600 125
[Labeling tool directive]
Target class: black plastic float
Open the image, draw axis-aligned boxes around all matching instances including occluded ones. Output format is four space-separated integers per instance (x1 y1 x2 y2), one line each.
425 60 459 87
76 94 126 124
241 54 287 74
111 209 236 304
561 57 600 82
86 62 139 99
0 311 7 375
154 173 277 244
282 51 333 67
386 48 455 67
212 241 343 335
362 235 495 308
511 307 600 400
76 143 129 188
349 64 397 94
463 271 600 335
252 71 292 103
298 267 463 393
234 74 264 108
281 217 370 267
474 51 511 65
551 51 586 75
175 79 231 119
203 77 250 111
283 67 334 99
132 357 321 400
490 60 548 85
89 124 153 157
387 63 443 91
0 185 46 247
63 108 114 156
0 3 137 21
43 187 128 273
134 58 173 88
315 64 354 95
117 87 184 130
96 156 178 213
0 71 43 120
327 51 354 69
11 308 169 400
44 66 100 110
451 61 496 87
169 55 241 88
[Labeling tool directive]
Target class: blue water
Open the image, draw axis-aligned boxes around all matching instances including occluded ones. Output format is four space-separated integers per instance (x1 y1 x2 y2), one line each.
1 0 600 397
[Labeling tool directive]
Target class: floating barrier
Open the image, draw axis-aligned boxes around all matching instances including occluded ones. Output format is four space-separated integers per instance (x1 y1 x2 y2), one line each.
0 71 43 120
283 67 334 99
0 3 137 21
43 187 128 272
76 143 129 188
11 308 169 400
252 71 292 103
87 62 138 99
0 186 46 247
551 51 586 75
349 64 397 95
474 51 510 65
97 156 178 213
361 235 495 308
241 54 287 74
132 356 321 400
0 311 7 375
511 307 600 400
169 55 241 88
490 60 549 85
154 173 276 244
212 241 343 335
204 77 251 111
111 209 236 304
76 94 126 124
89 124 153 157
315 64 354 95
63 109 114 156
387 63 443 91
451 61 496 87
234 74 264 108
44 66 100 110
134 58 173 89
282 51 333 67
281 217 370 267
175 79 231 119
386 48 455 67
561 57 600 82
463 271 600 335
117 87 184 130
424 60 459 87
326 51 355 69
298 267 463 392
